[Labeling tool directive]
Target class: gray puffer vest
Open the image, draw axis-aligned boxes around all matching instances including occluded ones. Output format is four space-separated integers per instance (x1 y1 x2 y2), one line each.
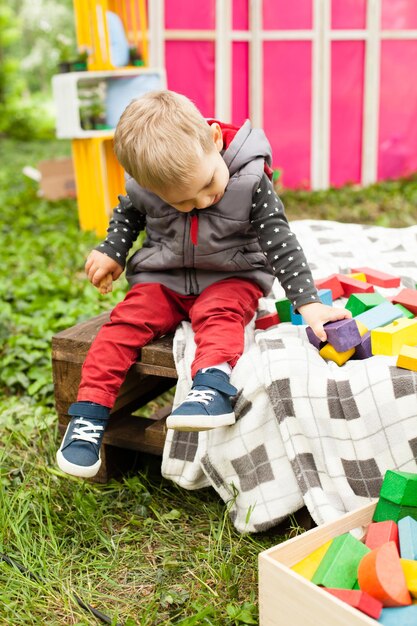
125 120 275 295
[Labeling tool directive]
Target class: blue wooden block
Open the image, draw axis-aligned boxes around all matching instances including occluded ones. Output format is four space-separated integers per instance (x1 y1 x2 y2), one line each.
379 605 417 625
355 301 404 330
398 516 417 560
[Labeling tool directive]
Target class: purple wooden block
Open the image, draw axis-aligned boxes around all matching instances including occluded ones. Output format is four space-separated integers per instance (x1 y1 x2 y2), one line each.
324 318 362 352
305 326 327 350
352 331 372 360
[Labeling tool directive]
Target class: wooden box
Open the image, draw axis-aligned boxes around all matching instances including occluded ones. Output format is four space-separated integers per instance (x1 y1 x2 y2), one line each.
259 501 378 626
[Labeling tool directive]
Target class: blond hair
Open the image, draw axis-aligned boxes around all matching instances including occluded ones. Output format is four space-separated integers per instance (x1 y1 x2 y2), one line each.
114 90 215 192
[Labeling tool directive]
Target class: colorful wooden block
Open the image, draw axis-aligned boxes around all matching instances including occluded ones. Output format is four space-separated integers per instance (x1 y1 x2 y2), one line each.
291 540 332 580
311 532 370 589
397 345 417 372
336 274 375 296
400 558 417 598
379 605 417 625
351 267 401 288
346 272 367 282
345 292 387 317
255 312 280 330
398 517 417 560
365 520 399 551
305 326 326 350
371 318 417 356
355 320 369 336
319 343 355 366
324 588 382 619
275 298 291 322
373 497 417 524
392 289 417 316
314 274 344 300
355 301 404 331
357 541 411 607
395 303 415 320
352 331 372 360
323 318 362 352
380 470 417 506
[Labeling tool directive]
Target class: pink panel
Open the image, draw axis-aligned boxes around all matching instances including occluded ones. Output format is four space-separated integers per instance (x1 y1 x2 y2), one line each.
263 0 312 30
378 41 417 180
233 0 249 30
165 42 215 117
382 0 417 29
164 0 215 29
232 43 249 124
330 42 365 187
331 0 367 29
263 42 311 189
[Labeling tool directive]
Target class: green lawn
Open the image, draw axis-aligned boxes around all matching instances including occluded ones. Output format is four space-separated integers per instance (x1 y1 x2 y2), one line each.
1 138 416 625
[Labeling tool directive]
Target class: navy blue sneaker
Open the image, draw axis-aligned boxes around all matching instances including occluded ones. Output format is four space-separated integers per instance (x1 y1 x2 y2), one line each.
56 402 110 478
166 368 237 431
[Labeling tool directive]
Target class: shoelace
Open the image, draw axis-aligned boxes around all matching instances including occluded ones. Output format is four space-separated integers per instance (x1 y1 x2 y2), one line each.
71 417 104 444
184 389 216 405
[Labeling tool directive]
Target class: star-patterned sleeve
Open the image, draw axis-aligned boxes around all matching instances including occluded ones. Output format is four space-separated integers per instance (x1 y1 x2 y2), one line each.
95 194 146 268
250 174 319 310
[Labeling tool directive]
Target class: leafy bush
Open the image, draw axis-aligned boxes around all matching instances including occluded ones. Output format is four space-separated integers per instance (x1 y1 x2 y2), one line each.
0 139 127 403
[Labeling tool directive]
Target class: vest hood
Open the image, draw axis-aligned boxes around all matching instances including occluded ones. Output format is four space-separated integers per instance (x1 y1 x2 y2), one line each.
222 120 272 178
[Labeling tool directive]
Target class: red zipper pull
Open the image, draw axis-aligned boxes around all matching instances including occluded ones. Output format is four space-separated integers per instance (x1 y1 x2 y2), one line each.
190 214 198 245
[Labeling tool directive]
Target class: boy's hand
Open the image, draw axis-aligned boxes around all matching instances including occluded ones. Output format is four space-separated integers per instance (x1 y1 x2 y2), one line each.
85 250 123 294
297 302 352 342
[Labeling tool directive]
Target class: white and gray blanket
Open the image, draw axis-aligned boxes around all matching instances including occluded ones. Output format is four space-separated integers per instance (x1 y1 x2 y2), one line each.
161 220 417 532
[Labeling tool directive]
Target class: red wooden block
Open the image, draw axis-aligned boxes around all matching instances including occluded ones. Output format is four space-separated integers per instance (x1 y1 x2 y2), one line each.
255 312 280 330
315 274 344 300
358 541 412 607
324 588 383 619
391 289 417 315
336 274 375 297
365 521 399 551
351 267 401 288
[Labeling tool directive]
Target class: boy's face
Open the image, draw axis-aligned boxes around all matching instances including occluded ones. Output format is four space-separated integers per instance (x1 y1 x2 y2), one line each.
156 124 230 213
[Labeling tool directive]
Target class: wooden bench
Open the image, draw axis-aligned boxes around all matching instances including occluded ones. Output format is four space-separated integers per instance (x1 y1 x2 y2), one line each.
52 312 177 482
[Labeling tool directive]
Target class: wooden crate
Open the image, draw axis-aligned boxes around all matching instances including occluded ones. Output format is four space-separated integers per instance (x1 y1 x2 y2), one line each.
52 312 177 482
259 501 378 626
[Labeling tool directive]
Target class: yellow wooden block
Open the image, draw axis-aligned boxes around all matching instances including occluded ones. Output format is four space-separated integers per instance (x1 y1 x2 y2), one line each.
291 540 332 580
371 318 417 356
355 320 369 336
320 343 355 366
397 345 417 372
401 559 417 598
347 272 367 282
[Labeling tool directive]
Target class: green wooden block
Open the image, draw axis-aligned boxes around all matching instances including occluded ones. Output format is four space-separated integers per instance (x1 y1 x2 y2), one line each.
372 497 417 523
380 470 417 506
275 298 291 322
345 292 387 317
394 303 415 319
311 532 370 588
353 580 360 589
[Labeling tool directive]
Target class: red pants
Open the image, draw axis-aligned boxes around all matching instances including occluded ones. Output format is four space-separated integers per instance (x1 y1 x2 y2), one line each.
78 278 262 408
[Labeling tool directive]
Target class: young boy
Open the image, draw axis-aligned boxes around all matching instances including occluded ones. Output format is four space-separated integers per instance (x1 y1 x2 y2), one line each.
57 90 350 478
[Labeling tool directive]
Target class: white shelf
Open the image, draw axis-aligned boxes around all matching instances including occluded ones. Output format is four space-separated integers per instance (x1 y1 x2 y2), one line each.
52 67 166 139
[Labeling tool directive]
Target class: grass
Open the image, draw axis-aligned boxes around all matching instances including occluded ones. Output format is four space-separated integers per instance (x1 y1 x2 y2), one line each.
1 138 416 624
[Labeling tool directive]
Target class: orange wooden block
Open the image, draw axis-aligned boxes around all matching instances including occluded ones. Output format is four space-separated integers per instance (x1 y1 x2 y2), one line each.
358 541 412 607
365 521 399 551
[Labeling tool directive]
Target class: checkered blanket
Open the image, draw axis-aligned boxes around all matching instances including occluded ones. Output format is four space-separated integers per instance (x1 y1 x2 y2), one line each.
161 220 417 532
